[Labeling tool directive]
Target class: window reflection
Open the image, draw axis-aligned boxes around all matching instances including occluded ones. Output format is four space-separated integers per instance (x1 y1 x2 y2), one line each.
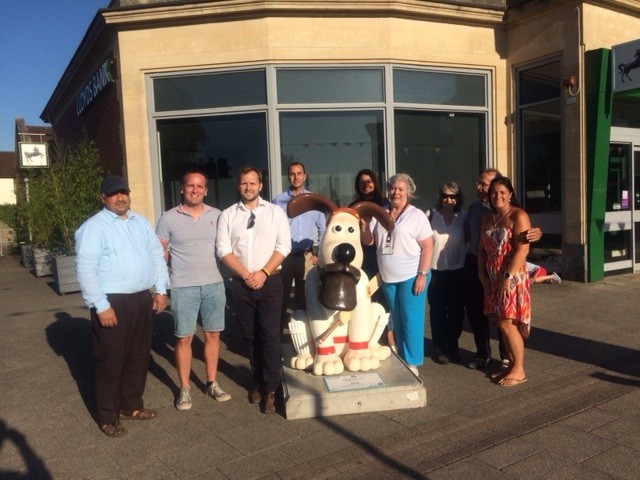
157 113 268 210
279 111 385 206
522 105 561 213
607 144 631 211
394 110 485 212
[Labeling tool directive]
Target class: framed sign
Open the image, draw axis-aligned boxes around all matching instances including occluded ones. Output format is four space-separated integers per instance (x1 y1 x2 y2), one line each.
612 39 640 93
19 142 49 168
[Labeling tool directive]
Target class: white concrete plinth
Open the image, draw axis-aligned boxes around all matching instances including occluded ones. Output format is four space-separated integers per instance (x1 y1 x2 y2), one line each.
282 344 427 420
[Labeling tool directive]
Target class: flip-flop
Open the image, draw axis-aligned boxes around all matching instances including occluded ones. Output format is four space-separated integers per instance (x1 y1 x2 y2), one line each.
119 408 157 420
498 377 527 387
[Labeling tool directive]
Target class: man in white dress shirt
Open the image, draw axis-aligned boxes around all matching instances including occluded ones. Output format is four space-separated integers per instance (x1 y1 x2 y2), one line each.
216 166 291 414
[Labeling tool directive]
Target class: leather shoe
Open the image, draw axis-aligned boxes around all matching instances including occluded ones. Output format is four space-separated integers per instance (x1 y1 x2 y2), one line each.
263 391 276 414
100 421 127 437
435 354 449 365
249 384 263 404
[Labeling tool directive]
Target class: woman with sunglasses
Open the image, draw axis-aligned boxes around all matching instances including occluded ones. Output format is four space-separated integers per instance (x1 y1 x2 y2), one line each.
427 182 466 365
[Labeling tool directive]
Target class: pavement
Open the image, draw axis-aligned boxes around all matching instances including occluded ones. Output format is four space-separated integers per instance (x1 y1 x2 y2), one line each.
0 254 639 480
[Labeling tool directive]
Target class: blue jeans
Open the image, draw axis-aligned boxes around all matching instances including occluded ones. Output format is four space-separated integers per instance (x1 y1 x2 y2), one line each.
383 274 429 366
171 282 226 338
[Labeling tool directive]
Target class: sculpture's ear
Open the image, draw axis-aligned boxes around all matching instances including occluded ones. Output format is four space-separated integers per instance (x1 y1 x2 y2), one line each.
288 193 337 218
350 201 394 232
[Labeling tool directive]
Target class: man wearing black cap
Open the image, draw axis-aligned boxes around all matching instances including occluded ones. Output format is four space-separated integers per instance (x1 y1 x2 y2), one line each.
75 175 169 437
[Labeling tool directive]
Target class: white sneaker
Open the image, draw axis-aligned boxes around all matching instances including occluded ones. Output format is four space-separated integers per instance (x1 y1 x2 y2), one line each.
206 381 231 402
408 365 420 377
176 387 192 410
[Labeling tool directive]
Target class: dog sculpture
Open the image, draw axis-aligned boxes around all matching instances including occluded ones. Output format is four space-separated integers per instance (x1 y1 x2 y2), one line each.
286 193 394 376
618 49 640 83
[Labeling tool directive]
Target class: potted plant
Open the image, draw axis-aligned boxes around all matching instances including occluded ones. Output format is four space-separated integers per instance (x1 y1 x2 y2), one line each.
20 137 103 291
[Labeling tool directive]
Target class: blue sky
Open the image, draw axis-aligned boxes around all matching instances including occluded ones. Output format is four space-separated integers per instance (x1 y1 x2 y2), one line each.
0 0 108 152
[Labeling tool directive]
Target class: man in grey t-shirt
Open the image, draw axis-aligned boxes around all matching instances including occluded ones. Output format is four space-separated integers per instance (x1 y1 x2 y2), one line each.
157 170 231 410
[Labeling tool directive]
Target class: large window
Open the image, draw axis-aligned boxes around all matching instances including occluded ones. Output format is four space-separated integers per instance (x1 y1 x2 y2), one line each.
280 110 384 206
394 110 485 212
154 70 266 111
157 113 268 209
150 65 490 214
518 61 562 214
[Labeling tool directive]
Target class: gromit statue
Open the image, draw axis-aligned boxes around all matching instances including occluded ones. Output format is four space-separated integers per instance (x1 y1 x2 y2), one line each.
286 193 394 376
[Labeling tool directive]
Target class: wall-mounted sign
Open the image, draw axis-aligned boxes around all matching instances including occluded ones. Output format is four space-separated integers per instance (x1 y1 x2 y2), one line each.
76 56 115 115
612 39 640 93
19 142 49 168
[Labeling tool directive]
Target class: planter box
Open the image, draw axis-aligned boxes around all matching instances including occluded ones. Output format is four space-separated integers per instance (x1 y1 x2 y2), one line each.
54 254 80 295
33 247 55 277
20 243 34 269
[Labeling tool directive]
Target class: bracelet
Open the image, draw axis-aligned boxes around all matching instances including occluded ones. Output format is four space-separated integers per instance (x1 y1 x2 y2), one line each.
261 268 271 278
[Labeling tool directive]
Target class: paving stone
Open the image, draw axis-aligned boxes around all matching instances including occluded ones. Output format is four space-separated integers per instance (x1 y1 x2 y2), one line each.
502 451 615 480
590 416 640 451
474 437 543 470
560 406 619 432
582 445 640 480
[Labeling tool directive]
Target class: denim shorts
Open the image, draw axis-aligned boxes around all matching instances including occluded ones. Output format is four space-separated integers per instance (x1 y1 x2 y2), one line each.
171 282 226 338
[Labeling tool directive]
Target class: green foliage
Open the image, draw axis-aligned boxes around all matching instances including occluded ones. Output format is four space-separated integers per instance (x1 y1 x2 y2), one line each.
22 138 104 252
0 204 17 229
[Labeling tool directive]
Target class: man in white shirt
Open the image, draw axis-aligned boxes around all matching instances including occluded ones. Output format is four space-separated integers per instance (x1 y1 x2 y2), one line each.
216 166 291 414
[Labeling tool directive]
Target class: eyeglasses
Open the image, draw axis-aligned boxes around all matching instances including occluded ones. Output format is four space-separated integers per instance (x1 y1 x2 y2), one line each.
247 212 255 229
441 194 457 200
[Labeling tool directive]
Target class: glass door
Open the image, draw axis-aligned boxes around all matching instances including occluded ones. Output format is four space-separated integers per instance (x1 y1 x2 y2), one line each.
605 127 640 274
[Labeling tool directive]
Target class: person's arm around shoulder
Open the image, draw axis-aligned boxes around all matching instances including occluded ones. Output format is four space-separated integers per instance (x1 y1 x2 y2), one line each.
477 211 491 292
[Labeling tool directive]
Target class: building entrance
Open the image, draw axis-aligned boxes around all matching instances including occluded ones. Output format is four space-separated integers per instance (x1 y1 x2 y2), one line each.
604 127 640 274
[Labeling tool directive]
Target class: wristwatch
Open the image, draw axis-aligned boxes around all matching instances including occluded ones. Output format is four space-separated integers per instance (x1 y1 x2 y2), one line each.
418 270 429 276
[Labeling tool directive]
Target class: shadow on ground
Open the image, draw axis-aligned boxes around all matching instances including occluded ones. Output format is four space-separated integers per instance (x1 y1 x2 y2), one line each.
45 312 96 421
0 419 53 479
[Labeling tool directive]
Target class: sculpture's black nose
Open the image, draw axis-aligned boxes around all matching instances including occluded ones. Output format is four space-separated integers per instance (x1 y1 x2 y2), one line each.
335 243 355 265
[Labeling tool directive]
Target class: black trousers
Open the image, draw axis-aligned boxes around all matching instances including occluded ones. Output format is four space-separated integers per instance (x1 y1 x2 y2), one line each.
279 251 307 333
463 253 506 360
231 275 283 393
428 268 465 357
92 290 153 425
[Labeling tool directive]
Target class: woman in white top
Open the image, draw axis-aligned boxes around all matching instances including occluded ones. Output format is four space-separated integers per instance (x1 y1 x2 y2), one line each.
427 182 466 365
363 173 433 376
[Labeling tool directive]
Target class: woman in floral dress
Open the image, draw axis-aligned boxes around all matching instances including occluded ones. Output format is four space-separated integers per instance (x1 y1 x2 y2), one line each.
478 176 531 386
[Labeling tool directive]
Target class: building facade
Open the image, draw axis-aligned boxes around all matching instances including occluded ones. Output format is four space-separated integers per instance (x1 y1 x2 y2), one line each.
41 0 640 281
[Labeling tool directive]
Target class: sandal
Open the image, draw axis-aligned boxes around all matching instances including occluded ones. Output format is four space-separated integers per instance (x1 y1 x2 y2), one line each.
100 421 127 437
119 408 157 420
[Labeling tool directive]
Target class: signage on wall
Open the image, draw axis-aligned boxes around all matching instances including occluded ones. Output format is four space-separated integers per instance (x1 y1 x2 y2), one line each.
76 56 115 115
19 142 49 168
612 39 640 93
